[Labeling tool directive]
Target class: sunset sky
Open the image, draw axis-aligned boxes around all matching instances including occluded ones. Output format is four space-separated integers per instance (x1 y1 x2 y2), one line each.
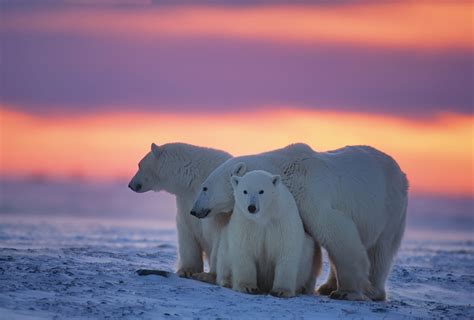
1 0 473 198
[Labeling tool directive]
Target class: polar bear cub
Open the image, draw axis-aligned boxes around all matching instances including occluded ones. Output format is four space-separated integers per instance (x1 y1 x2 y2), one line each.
224 170 316 297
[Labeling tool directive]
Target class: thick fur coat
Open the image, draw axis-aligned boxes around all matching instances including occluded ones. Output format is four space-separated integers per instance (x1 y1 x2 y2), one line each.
216 170 319 297
191 143 408 301
129 143 232 280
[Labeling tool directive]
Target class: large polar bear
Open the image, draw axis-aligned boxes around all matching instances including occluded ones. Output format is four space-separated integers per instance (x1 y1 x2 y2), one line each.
191 143 408 301
129 143 232 280
218 170 319 297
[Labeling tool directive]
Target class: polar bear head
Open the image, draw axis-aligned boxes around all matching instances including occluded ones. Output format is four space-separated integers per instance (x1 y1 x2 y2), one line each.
128 143 165 193
231 170 281 222
191 160 248 218
129 142 199 194
130 142 232 196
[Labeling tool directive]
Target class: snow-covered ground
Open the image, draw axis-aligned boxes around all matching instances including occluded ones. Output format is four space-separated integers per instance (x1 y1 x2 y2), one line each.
0 214 472 319
0 179 473 319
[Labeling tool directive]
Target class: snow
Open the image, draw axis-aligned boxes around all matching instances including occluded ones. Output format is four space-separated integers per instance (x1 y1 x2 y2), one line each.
0 179 473 319
0 213 473 319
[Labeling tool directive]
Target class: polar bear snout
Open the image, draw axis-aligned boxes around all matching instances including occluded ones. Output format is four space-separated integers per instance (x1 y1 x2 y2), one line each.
245 194 260 214
247 204 257 214
190 208 211 219
128 182 142 192
129 171 148 193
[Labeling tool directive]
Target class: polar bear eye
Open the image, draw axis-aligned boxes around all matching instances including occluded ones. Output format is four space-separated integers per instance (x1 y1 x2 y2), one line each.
203 187 208 192
243 190 247 194
259 190 264 194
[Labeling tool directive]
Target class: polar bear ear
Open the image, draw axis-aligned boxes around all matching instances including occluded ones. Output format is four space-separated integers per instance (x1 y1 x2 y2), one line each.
230 175 240 188
151 143 162 158
272 175 281 186
231 162 247 177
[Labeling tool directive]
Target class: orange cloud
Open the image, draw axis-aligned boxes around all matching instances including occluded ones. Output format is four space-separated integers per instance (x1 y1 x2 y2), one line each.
1 2 471 49
1 107 472 197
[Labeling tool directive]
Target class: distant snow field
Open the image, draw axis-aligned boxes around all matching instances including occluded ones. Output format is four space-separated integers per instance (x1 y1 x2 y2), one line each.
0 214 473 319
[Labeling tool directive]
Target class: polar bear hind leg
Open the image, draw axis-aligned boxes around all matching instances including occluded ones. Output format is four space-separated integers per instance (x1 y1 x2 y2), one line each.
316 208 371 301
367 206 407 301
367 167 408 301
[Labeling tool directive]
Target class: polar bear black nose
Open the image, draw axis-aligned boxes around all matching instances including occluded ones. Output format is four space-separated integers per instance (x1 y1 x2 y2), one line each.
248 205 257 214
129 183 142 192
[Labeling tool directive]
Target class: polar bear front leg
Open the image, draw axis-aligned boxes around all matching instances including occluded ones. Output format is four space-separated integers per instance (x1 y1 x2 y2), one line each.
302 243 322 295
317 258 337 296
318 209 370 301
271 258 298 298
176 221 203 278
232 254 259 294
216 250 231 288
192 242 219 284
208 236 220 276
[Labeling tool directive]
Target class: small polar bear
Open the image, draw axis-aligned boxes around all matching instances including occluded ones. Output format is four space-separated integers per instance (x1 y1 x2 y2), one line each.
129 142 232 280
218 170 319 297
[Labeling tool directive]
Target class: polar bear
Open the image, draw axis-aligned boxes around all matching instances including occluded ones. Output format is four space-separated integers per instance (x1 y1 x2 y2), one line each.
129 142 232 280
191 143 408 301
218 170 319 297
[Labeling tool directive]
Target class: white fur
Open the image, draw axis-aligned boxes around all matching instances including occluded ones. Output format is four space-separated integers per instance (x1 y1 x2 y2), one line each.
129 143 232 278
219 170 318 297
192 143 408 301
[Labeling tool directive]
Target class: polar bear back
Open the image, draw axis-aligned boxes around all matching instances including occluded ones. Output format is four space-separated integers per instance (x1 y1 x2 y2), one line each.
195 143 407 254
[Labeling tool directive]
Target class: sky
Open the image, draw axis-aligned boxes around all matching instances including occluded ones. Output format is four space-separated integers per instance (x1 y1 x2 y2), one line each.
0 0 473 198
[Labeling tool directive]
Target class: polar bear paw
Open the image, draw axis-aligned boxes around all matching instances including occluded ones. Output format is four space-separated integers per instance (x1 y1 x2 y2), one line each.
270 288 295 298
219 278 232 288
329 290 370 301
191 272 216 284
365 287 386 301
235 283 260 295
297 285 315 295
317 283 337 296
177 268 200 278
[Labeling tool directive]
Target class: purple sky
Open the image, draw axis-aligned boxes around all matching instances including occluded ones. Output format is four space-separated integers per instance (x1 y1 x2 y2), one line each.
0 2 473 118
